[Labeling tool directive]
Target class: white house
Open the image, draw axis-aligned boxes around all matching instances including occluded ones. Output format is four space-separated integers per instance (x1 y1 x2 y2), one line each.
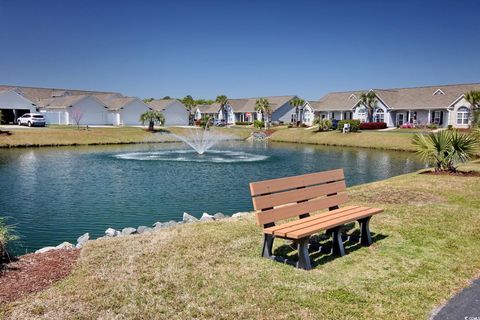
0 89 37 124
193 104 221 121
306 83 480 128
147 99 189 126
38 95 109 125
96 94 150 125
218 96 298 125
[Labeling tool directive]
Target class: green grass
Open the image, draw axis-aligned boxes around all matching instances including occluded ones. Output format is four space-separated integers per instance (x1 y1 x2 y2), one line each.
0 126 253 148
4 163 480 319
270 128 418 151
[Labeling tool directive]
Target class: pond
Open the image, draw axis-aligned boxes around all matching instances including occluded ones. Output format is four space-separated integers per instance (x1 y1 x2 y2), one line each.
0 141 424 253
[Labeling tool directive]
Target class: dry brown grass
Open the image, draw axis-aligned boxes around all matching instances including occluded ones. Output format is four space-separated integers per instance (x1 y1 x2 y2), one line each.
3 163 480 319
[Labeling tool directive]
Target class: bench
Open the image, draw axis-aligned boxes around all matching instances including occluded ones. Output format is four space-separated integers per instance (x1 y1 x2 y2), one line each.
249 169 383 270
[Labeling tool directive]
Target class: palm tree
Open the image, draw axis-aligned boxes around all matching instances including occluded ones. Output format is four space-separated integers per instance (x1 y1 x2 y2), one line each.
465 90 480 128
412 130 479 172
182 95 197 111
290 97 305 126
255 98 272 129
358 91 378 123
140 110 165 131
215 95 228 107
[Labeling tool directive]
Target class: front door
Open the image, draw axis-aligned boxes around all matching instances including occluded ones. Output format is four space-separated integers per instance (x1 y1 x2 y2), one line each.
396 113 405 126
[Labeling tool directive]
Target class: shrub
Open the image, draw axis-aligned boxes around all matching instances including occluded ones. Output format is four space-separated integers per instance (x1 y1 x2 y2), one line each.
427 123 439 129
0 217 18 259
235 121 252 126
412 130 479 172
338 119 361 132
254 120 264 128
360 122 387 130
316 119 332 132
447 125 453 130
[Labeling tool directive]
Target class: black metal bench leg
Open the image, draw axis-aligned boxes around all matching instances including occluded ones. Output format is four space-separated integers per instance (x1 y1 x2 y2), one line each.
359 217 372 246
262 234 274 258
332 227 345 256
296 238 312 270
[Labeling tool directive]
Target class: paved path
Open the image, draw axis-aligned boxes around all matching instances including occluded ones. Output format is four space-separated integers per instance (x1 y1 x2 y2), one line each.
432 278 480 320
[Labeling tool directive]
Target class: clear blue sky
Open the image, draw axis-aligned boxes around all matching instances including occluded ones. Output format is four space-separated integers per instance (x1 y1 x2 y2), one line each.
0 0 479 100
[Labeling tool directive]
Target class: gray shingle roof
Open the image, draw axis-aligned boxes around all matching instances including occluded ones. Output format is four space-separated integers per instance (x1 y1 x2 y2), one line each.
311 83 480 111
147 99 186 111
228 96 296 112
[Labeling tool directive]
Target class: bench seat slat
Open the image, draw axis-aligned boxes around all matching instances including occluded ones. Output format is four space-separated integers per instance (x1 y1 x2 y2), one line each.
285 208 383 239
263 205 359 234
272 206 373 237
250 169 344 196
252 180 347 211
255 193 349 226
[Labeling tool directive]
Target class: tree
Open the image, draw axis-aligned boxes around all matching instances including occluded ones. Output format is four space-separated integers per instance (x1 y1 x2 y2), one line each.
71 108 84 129
358 91 378 123
140 110 165 131
412 130 479 172
182 95 197 111
290 97 305 126
162 96 171 100
216 95 228 107
255 98 272 129
143 98 155 103
465 90 480 128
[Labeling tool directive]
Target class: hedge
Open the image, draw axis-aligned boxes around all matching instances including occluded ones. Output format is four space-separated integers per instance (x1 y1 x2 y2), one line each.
337 119 361 132
359 122 387 130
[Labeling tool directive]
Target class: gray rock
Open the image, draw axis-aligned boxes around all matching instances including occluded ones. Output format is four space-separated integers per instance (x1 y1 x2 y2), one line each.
152 221 162 228
121 227 137 236
55 242 74 250
213 212 226 220
105 228 117 237
232 212 251 218
35 246 57 254
137 226 153 234
164 220 178 227
183 212 199 223
200 212 215 221
76 233 89 248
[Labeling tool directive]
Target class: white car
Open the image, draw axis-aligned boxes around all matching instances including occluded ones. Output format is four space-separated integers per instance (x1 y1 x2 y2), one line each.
17 113 46 127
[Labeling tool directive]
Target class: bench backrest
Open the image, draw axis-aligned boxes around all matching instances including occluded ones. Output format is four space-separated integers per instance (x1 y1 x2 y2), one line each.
249 169 348 226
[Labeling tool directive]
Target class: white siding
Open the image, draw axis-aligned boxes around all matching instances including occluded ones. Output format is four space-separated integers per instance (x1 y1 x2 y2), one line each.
162 101 189 126
68 96 108 125
119 100 150 125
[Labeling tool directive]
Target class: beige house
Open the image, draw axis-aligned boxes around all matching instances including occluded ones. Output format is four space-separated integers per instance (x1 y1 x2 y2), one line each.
304 83 480 128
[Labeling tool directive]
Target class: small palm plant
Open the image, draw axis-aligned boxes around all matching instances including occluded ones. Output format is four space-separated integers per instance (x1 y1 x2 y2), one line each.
465 90 480 128
0 217 18 260
412 130 479 172
140 110 165 131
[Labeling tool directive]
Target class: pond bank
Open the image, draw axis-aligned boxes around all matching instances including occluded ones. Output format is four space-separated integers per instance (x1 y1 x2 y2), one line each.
2 162 480 319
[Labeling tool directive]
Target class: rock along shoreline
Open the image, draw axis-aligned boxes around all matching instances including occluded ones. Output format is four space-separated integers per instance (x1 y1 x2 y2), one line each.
34 211 252 254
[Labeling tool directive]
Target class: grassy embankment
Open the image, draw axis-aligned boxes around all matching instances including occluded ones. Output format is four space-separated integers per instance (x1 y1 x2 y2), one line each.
3 161 480 319
270 127 421 151
0 126 254 148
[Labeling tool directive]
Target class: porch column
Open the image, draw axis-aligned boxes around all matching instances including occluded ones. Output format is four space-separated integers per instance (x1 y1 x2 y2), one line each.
407 110 411 123
340 112 344 120
427 110 431 124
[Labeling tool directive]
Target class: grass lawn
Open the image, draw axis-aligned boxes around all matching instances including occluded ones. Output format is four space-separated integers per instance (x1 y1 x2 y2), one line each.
3 162 480 319
270 127 419 151
0 126 254 148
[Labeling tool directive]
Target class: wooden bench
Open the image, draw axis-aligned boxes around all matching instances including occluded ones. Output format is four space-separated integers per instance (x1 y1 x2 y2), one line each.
249 169 383 270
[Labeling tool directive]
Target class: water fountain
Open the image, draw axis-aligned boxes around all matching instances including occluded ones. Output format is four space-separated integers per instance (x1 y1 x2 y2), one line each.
114 127 269 163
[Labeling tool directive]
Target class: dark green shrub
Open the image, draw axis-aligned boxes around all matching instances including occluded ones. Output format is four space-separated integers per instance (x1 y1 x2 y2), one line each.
338 119 361 132
316 119 332 132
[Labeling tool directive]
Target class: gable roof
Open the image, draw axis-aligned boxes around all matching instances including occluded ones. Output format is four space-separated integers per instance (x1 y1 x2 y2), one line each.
196 103 221 114
37 95 100 109
227 95 296 112
313 83 480 111
95 95 141 111
147 99 186 111
0 84 117 105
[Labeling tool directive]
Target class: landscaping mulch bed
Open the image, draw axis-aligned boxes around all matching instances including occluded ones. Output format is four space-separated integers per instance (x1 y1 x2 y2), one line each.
0 249 79 304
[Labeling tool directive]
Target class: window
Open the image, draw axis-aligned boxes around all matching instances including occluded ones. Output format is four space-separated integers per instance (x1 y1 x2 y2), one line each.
349 94 357 100
457 106 469 125
357 107 367 122
433 89 445 96
433 111 441 124
374 108 384 123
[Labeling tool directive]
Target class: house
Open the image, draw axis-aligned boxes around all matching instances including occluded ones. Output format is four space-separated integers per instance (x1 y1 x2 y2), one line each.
218 96 298 125
147 99 189 126
306 83 480 128
37 95 109 125
193 104 221 122
0 89 37 124
96 94 150 125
